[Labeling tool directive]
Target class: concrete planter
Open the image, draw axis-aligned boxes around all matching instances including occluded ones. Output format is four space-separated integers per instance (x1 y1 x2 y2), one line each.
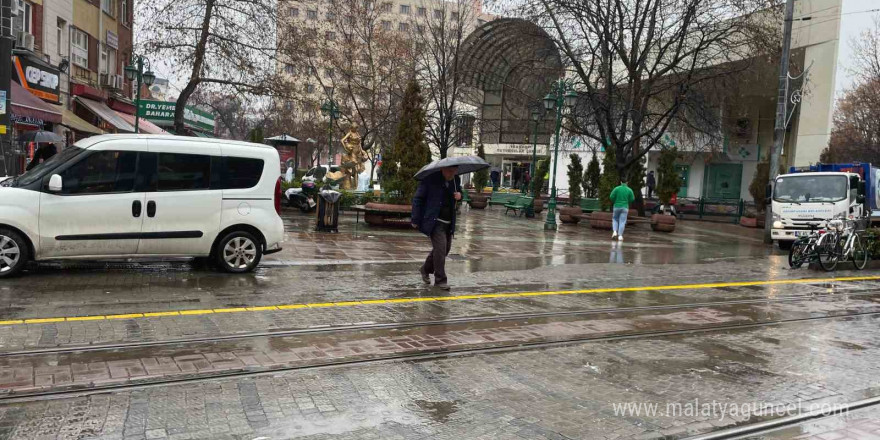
533 197 544 215
364 202 413 228
558 206 582 224
590 211 614 230
470 194 489 209
651 214 676 232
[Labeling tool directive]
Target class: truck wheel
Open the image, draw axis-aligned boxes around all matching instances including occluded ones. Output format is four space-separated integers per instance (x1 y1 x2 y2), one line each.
0 228 29 278
777 240 792 251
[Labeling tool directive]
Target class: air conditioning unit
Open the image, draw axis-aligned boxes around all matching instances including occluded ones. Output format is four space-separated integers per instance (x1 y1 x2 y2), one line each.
100 73 114 88
113 74 125 90
15 32 34 51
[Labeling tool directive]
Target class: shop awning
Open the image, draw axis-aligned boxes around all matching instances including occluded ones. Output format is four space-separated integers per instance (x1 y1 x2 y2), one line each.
193 131 214 138
49 104 104 135
75 97 135 132
11 81 62 124
113 111 168 134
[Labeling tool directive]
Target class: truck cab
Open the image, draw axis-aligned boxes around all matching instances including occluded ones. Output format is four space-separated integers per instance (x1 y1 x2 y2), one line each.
771 170 867 246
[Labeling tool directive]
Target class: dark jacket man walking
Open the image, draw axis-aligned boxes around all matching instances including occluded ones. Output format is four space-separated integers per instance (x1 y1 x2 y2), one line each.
412 166 460 290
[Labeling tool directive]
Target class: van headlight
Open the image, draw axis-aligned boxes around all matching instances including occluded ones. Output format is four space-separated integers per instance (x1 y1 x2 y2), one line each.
773 221 783 229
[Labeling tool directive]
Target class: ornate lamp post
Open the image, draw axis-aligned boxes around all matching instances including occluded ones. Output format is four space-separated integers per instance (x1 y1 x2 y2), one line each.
542 79 578 231
320 98 340 165
123 56 156 134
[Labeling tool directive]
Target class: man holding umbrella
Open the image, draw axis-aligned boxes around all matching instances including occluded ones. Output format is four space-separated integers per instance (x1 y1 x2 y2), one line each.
412 156 488 290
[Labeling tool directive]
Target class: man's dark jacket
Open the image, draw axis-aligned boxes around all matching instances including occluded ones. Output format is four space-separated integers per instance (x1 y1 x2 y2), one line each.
411 172 457 236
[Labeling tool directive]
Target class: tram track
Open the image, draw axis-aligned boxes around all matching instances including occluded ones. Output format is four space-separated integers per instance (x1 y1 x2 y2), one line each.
2 286 879 358
1 301 880 404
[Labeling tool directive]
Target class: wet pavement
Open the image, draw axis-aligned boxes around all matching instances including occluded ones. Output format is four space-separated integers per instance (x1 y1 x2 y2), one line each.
0 208 879 439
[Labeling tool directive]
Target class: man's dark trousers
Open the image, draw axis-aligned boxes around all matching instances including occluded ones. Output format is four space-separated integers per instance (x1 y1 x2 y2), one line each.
423 223 452 284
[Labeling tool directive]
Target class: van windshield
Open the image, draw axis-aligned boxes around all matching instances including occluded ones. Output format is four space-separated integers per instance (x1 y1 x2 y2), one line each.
774 175 847 203
13 146 84 187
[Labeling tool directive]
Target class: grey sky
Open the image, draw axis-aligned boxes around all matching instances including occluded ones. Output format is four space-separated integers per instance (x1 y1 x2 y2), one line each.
835 0 879 95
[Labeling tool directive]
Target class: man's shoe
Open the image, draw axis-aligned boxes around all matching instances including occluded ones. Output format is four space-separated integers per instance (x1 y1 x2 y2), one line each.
435 282 450 291
419 268 431 285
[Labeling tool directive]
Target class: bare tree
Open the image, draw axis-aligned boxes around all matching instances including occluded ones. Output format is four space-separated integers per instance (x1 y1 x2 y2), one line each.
413 0 481 158
189 91 267 140
138 0 280 134
277 0 414 180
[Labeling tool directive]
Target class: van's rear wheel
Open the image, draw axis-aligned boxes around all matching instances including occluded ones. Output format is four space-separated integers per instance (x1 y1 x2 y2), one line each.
215 231 262 273
0 228 28 278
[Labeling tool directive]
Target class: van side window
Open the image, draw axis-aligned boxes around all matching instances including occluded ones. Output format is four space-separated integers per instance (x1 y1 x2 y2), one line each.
158 153 212 191
221 157 264 189
59 150 137 195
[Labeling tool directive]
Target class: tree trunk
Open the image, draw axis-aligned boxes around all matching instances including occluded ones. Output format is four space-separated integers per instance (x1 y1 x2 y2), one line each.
174 0 215 134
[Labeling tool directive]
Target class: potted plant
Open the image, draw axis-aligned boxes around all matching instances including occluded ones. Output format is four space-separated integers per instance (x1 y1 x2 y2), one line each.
365 80 431 227
651 147 680 232
470 144 490 209
590 148 618 229
559 154 584 224
530 158 550 214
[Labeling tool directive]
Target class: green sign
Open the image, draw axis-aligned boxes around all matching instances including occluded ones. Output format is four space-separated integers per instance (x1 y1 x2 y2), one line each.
138 99 215 132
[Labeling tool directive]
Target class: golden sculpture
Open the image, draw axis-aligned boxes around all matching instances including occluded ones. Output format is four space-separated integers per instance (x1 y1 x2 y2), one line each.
337 125 369 190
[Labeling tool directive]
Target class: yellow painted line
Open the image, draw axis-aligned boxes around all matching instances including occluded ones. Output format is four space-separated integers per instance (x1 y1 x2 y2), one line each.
213 308 248 313
66 316 106 322
179 309 214 316
277 304 308 310
7 275 880 327
106 313 144 320
25 318 65 324
143 311 180 317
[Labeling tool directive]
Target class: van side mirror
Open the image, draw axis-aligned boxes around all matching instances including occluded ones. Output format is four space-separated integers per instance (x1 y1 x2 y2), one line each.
48 174 62 192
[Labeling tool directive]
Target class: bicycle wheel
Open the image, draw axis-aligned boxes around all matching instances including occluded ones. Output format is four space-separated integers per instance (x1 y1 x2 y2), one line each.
851 234 869 270
817 234 839 271
788 238 809 269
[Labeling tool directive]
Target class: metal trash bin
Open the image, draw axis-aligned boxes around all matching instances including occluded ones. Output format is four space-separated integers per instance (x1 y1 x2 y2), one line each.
316 190 341 233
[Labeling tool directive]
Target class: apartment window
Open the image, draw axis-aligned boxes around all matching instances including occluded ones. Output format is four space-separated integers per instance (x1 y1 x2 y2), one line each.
433 9 442 19
416 24 425 34
101 0 116 17
325 31 336 40
380 2 391 12
309 66 318 76
451 11 459 20
399 4 410 14
398 22 409 32
121 0 129 25
362 0 373 10
307 9 318 20
20 1 32 35
325 68 334 78
56 18 67 56
417 6 426 16
107 47 117 75
285 101 293 110
285 64 295 75
305 83 315 93
71 28 89 69
288 7 299 17
326 12 336 21
381 20 391 30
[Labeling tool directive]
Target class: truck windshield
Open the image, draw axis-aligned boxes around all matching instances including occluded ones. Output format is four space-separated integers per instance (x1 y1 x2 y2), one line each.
774 175 847 203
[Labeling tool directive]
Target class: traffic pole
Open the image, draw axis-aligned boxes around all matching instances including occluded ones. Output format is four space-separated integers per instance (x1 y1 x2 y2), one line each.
764 0 795 244
0 0 14 175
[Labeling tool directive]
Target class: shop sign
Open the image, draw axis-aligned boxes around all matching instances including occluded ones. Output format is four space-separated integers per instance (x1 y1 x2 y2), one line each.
484 143 547 156
138 99 215 132
13 56 61 103
11 114 44 126
0 90 6 115
106 31 118 49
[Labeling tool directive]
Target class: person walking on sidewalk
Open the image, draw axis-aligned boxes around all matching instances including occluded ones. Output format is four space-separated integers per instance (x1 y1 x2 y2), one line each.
412 166 461 290
609 180 635 241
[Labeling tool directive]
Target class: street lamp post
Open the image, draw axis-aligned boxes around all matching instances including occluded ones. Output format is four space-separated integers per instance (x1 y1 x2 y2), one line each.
320 98 340 165
123 56 156 134
542 79 578 231
525 108 542 218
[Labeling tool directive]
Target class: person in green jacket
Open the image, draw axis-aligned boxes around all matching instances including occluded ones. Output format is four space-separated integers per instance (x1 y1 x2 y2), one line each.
609 180 635 241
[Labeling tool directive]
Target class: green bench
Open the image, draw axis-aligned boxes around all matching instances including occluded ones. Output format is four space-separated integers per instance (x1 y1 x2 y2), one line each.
504 196 535 216
488 192 521 207
580 198 601 213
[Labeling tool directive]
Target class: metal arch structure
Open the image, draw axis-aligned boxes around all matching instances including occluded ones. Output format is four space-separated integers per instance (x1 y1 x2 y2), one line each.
458 18 564 145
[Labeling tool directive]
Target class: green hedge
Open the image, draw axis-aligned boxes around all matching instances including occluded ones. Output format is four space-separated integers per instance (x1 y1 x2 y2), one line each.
864 228 880 259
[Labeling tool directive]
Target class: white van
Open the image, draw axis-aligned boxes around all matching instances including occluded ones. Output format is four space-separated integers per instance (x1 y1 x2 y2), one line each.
0 134 285 277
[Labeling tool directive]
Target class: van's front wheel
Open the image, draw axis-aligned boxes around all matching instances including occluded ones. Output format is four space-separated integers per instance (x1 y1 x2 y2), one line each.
0 228 29 278
215 231 262 273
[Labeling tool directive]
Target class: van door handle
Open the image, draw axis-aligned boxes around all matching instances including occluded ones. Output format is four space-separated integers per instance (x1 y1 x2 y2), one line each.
147 201 156 218
132 200 142 218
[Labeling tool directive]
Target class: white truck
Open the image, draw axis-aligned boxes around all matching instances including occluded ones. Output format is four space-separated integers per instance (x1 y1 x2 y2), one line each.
770 163 875 248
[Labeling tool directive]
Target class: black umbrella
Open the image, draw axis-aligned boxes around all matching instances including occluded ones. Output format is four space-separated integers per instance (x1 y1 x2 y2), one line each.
18 130 63 144
414 155 490 180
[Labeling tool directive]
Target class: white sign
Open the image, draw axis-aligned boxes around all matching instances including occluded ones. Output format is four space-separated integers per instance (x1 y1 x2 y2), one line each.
484 143 548 156
106 31 118 49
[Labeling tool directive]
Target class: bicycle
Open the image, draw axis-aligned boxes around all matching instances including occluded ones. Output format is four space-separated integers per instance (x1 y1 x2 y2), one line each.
788 230 823 269
816 219 869 271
